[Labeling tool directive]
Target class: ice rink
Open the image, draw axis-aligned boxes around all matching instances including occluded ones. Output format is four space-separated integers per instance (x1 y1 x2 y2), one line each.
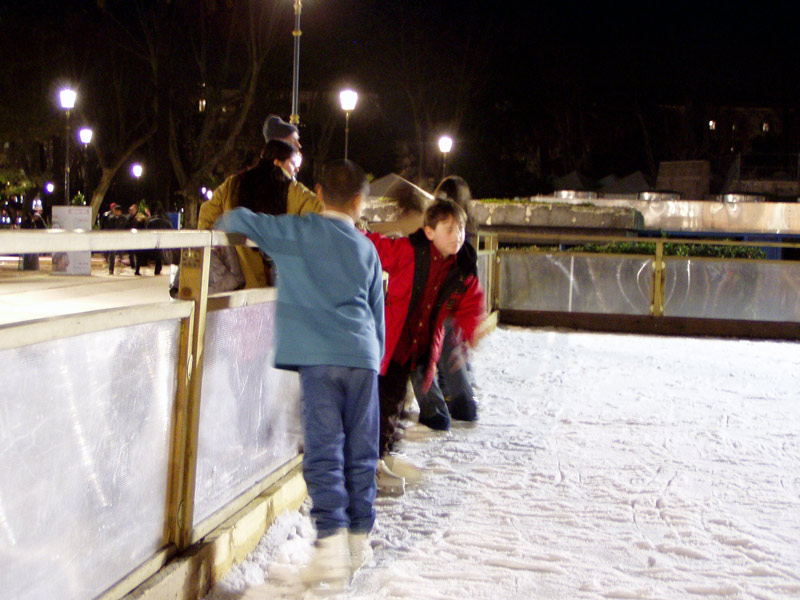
207 326 800 599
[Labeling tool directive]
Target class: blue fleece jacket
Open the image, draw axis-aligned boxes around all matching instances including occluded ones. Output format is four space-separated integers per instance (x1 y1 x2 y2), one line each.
214 208 385 372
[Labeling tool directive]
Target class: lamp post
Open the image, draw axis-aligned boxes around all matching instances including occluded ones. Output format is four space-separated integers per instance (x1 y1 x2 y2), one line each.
290 0 302 125
438 135 453 180
59 88 77 204
339 89 358 161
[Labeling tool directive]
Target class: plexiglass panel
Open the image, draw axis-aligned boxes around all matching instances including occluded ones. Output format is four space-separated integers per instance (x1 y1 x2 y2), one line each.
194 302 302 526
664 258 800 321
0 320 179 600
477 253 490 313
499 252 653 315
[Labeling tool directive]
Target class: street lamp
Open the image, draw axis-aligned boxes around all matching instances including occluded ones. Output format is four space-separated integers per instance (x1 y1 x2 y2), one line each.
78 128 93 201
132 163 143 205
339 89 358 161
78 128 93 146
438 135 453 180
290 0 303 125
59 88 77 204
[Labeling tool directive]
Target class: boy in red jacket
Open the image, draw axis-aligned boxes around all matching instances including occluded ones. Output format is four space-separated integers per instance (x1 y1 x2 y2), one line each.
366 198 485 459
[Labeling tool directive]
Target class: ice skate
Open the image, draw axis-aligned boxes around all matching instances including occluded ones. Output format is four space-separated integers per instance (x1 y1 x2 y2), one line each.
348 531 373 574
383 454 423 485
300 529 350 593
376 459 405 496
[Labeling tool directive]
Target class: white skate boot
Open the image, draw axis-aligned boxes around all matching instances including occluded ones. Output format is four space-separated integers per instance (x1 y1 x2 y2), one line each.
376 459 405 496
301 528 350 593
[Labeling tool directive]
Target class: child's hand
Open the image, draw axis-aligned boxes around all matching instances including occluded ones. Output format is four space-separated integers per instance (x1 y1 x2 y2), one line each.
470 313 493 347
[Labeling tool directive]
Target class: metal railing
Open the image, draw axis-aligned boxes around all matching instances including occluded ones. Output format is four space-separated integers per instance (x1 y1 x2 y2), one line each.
478 230 800 337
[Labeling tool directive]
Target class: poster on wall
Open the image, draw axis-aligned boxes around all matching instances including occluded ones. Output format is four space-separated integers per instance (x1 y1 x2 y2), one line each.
50 206 92 275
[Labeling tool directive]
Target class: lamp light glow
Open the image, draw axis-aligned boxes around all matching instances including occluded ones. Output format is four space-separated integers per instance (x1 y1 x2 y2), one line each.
78 128 93 145
59 88 76 110
339 89 358 112
438 135 453 154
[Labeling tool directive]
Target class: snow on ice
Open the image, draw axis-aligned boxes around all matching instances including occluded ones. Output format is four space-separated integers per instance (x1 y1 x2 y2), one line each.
206 326 800 599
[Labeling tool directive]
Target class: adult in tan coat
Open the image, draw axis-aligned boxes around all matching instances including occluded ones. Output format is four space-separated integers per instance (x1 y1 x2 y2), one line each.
198 139 322 288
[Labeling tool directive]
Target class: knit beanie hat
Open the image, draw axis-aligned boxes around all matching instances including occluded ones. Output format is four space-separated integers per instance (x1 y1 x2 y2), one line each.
262 114 298 143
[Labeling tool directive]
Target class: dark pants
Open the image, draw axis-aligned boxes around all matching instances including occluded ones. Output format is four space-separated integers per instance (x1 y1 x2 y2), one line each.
130 250 147 274
378 360 412 457
299 365 379 537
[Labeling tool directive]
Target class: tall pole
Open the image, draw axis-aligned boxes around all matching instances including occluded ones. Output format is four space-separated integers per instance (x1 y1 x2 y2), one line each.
291 0 302 125
441 153 447 180
344 111 350 161
64 110 71 205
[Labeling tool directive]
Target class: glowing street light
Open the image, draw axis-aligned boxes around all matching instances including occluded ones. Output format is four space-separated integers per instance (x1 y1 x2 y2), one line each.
59 87 77 204
438 135 453 179
78 128 93 146
132 163 143 204
339 89 358 161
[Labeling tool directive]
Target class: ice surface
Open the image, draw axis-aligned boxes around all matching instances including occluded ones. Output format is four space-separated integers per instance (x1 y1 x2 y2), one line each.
206 326 800 599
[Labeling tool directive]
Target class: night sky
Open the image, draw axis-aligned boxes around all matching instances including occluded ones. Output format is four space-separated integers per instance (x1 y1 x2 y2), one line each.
1 0 796 198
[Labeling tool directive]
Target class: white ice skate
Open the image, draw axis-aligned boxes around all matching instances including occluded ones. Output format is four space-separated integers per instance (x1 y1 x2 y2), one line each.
383 454 424 485
300 529 350 593
348 531 374 575
376 459 405 496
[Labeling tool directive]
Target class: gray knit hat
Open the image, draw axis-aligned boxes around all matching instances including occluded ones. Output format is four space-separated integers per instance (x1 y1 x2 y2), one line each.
262 114 298 143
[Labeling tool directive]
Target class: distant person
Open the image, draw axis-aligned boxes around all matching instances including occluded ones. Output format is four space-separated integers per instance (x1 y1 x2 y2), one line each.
214 160 384 591
146 202 175 276
126 203 148 275
366 198 485 470
20 208 46 270
103 204 126 275
198 139 322 289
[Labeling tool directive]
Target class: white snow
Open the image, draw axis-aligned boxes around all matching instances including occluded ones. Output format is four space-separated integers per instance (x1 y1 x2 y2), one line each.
206 326 800 599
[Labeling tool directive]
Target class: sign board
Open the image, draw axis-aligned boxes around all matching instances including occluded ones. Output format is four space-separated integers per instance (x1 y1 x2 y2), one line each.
50 206 92 275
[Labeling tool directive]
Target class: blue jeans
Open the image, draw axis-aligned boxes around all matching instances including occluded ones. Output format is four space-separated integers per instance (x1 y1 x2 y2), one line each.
411 320 474 422
299 365 379 537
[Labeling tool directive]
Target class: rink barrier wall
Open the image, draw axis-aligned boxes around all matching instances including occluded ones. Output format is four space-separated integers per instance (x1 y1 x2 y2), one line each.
0 230 306 600
489 231 800 340
5 227 790 600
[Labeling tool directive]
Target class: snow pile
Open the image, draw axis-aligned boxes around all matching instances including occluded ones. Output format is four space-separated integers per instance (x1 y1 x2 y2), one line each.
207 326 800 599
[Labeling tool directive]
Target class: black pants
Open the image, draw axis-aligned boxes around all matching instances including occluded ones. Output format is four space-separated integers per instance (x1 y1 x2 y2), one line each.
378 360 412 457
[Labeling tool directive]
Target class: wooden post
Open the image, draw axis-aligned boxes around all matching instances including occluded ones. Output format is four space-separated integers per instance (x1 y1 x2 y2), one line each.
168 245 211 549
651 241 665 317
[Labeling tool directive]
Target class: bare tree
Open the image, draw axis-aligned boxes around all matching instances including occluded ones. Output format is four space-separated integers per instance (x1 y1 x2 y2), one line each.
164 0 288 227
380 1 494 187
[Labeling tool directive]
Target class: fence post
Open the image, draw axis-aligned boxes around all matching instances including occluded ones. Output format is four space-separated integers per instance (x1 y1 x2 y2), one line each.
167 243 212 550
650 241 665 317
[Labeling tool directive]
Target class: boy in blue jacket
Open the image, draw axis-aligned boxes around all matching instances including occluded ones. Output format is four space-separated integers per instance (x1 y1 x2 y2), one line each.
214 160 384 591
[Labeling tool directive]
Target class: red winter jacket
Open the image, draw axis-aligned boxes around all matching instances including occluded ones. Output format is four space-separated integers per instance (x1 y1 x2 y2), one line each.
366 229 485 390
